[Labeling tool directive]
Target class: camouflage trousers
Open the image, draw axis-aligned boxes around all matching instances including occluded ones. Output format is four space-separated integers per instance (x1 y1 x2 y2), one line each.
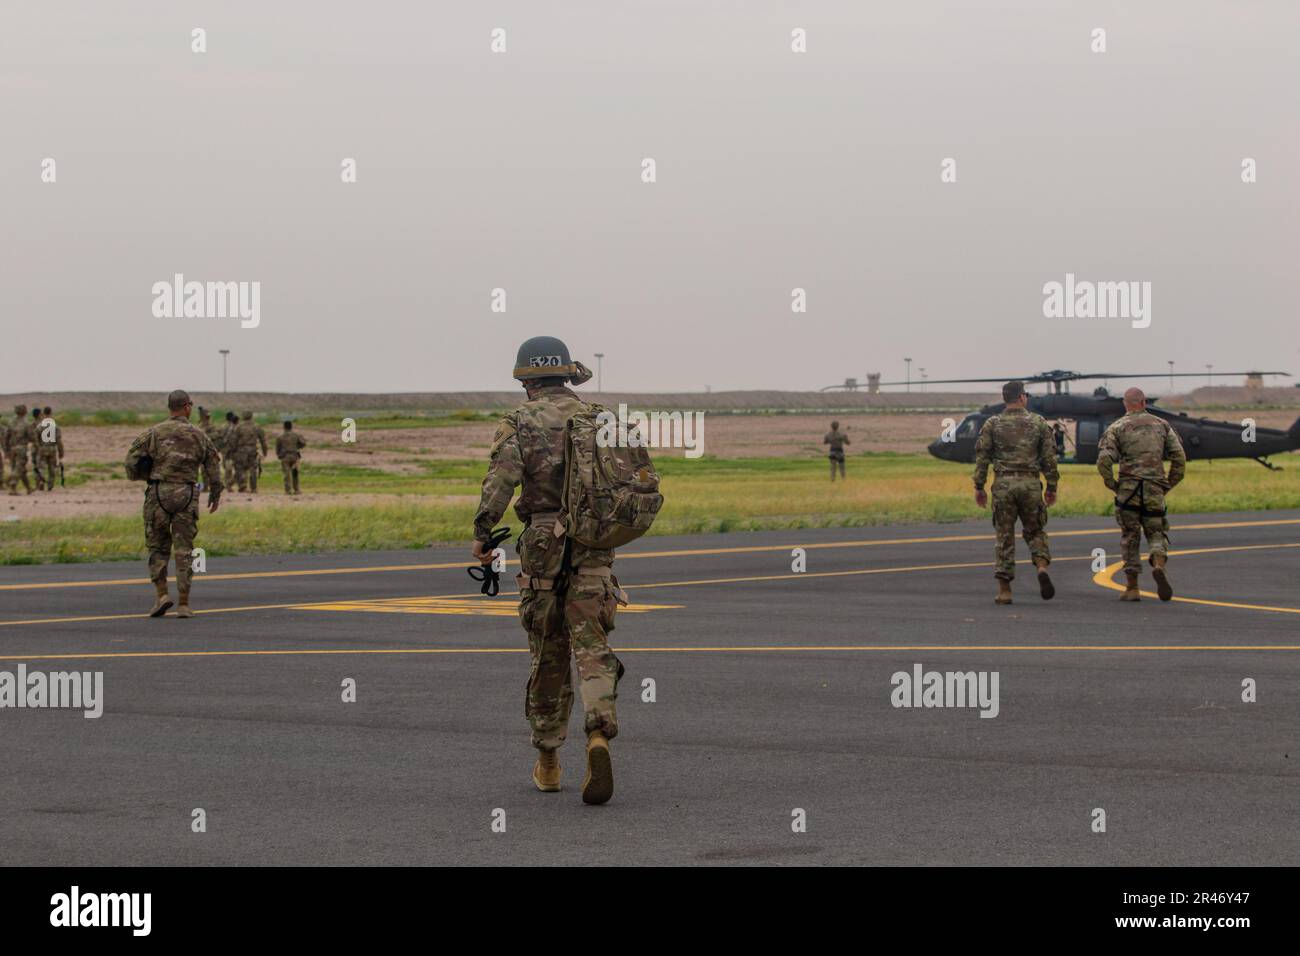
515 521 623 751
990 475 1050 580
829 453 845 480
5 447 30 494
232 452 260 492
1114 479 1170 575
222 456 236 490
34 449 58 490
144 482 200 598
280 455 301 494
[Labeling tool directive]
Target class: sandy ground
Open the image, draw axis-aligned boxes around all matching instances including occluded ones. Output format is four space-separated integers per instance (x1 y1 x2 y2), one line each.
4 409 1296 520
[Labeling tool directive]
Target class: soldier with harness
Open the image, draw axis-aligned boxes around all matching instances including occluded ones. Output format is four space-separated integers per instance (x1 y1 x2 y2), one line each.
1096 387 1186 602
471 336 662 805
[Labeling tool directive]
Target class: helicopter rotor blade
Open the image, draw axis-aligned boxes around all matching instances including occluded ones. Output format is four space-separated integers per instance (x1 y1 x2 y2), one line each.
1078 372 1292 380
872 376 1046 386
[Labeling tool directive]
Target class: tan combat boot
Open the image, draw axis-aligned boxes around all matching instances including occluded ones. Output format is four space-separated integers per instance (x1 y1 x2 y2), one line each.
1034 559 1055 601
995 578 1013 605
175 584 193 618
532 749 561 792
1150 554 1173 602
1120 571 1141 601
582 731 614 805
149 580 173 617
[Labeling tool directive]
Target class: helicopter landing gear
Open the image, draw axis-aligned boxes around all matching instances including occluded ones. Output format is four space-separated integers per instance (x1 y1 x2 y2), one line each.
1253 457 1283 471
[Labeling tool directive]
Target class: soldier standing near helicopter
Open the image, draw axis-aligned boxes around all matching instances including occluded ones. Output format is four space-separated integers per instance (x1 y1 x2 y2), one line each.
1096 387 1186 602
971 381 1058 605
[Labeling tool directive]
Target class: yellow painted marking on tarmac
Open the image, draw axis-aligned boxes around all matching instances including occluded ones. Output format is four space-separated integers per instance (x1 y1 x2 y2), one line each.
5 541 1297 628
1093 542 1300 614
2 644 1299 663
4 516 1298 592
0 561 473 592
299 596 682 617
0 602 313 628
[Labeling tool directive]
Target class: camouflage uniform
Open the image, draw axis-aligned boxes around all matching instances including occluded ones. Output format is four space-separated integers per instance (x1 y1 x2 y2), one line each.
275 429 307 494
1096 410 1186 575
4 406 35 495
127 415 222 604
199 413 221 447
219 418 238 488
474 383 624 752
231 413 267 492
824 427 850 480
34 414 63 491
972 407 1058 580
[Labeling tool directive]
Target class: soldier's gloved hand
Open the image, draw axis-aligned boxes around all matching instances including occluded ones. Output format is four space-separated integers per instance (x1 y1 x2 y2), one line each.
1104 480 1118 493
974 488 988 508
208 495 221 514
1043 490 1057 507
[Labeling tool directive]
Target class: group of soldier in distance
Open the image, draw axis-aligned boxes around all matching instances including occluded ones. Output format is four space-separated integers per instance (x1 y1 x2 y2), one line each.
817 378 1186 604
1 404 65 494
103 339 1195 806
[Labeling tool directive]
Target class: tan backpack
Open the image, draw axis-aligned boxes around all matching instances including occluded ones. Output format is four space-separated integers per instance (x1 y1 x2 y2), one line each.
559 406 663 550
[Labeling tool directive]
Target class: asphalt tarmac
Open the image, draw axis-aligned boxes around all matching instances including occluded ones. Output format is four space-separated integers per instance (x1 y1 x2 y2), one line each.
1 510 1297 865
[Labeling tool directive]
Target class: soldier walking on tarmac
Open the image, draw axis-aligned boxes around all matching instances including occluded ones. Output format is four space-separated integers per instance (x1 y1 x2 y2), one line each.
972 380 1059 605
472 336 634 805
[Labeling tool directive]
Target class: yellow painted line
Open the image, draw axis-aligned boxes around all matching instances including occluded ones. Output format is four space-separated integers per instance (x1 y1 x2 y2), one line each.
4 516 1298 593
5 541 1297 628
0 601 314 628
0 561 473 592
623 518 1300 560
2 644 1299 663
300 597 681 617
1093 543 1300 614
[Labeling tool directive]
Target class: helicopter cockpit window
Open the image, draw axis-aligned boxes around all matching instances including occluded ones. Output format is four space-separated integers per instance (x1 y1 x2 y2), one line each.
957 417 981 438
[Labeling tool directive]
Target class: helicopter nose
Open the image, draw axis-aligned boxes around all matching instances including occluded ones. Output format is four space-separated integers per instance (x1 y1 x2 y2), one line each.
928 438 952 460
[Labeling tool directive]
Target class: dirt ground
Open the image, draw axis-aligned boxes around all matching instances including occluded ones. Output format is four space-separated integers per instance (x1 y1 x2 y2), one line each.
4 409 1296 521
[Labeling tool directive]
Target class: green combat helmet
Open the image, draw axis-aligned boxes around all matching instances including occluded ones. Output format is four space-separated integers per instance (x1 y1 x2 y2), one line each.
512 336 593 385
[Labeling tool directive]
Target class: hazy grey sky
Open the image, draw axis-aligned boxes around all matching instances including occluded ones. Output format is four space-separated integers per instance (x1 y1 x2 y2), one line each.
2 1 1296 396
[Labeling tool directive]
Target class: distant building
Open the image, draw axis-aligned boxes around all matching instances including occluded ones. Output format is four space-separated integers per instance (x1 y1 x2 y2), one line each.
1246 372 1265 389
867 373 881 394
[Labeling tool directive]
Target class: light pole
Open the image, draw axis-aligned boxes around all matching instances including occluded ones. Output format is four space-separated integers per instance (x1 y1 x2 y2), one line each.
219 350 230 393
1167 360 1174 393
1206 364 1213 386
593 353 604 393
904 357 912 392
919 368 927 393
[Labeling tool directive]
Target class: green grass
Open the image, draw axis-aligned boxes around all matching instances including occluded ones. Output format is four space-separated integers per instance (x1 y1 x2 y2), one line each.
3 454 1298 564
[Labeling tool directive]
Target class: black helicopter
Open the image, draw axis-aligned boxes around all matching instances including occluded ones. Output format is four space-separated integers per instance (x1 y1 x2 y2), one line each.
879 370 1297 469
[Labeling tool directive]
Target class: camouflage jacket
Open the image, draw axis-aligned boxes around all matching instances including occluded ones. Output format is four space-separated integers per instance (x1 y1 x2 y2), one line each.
128 416 223 497
232 420 267 455
1096 410 1186 490
201 419 224 451
823 429 850 456
35 417 63 455
276 432 306 460
972 407 1059 491
474 384 617 570
4 415 35 454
